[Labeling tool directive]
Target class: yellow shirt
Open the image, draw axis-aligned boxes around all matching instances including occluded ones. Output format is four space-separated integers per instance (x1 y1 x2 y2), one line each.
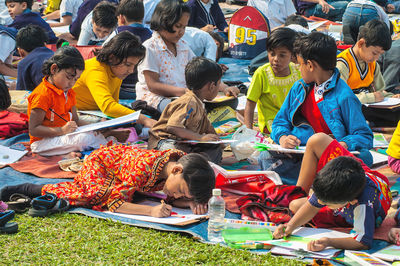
387 121 400 159
73 57 134 118
246 62 301 133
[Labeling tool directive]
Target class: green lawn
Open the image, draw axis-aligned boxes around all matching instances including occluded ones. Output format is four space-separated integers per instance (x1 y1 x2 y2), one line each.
0 213 303 264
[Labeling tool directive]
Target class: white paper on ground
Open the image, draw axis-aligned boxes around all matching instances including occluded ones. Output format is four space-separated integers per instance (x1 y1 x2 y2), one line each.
0 145 28 164
103 200 207 225
364 97 400 107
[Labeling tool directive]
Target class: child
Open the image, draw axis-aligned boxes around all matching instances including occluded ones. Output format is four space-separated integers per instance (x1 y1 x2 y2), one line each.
186 0 228 32
387 120 400 174
273 133 391 251
244 27 301 134
6 0 58 44
15 25 54 91
247 0 297 29
77 1 117 46
388 207 400 244
0 148 215 217
259 32 373 184
73 31 156 128
294 0 350 22
28 46 117 156
342 0 390 44
337 19 397 104
148 57 223 164
0 25 17 77
136 0 238 111
47 0 84 27
103 0 153 100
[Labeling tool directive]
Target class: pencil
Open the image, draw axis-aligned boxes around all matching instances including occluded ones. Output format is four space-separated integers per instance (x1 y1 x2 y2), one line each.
49 108 68 123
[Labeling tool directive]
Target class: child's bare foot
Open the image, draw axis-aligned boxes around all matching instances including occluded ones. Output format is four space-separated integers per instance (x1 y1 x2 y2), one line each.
63 152 82 160
103 129 130 143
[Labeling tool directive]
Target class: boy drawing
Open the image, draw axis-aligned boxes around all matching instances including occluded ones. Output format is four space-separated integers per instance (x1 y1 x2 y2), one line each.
259 32 373 184
273 133 392 251
244 27 301 134
148 57 223 164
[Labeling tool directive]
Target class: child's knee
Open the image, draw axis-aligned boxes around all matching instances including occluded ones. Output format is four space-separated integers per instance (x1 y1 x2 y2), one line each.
307 133 332 150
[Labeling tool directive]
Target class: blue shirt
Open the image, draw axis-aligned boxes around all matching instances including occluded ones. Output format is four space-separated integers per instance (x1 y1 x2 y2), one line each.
8 11 58 44
309 175 389 247
16 47 54 91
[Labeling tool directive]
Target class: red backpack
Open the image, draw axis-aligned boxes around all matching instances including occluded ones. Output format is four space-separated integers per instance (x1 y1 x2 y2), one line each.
0 111 29 139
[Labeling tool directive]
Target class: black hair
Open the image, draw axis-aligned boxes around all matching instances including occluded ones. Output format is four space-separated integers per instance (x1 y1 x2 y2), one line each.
16 25 47 52
374 0 387 7
313 156 366 204
178 153 215 203
266 27 297 53
117 0 144 22
208 31 224 62
185 57 222 91
0 79 11 111
294 31 337 71
357 19 392 51
5 0 33 9
284 14 309 29
42 46 85 76
92 1 118 29
150 0 190 33
95 31 146 66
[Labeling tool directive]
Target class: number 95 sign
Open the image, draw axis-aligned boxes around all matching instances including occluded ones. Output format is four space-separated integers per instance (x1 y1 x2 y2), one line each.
228 6 271 59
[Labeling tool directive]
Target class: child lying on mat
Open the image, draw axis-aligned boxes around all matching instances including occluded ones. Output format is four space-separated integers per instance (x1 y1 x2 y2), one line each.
273 133 392 251
0 147 215 217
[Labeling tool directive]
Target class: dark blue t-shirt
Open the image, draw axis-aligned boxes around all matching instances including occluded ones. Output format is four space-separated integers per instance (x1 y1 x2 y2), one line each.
16 46 54 91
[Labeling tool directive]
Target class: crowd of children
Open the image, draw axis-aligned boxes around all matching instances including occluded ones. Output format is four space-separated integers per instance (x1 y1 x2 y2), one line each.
0 0 400 255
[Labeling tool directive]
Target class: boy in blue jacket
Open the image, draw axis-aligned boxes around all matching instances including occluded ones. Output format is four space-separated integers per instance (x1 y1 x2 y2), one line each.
259 32 373 185
6 0 58 43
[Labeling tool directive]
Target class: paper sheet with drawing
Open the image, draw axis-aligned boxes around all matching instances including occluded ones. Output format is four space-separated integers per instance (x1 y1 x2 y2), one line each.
104 200 207 225
67 111 140 136
265 227 350 258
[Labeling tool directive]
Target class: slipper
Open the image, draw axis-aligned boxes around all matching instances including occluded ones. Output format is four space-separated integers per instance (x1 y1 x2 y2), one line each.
28 193 70 217
0 210 18 234
6 193 31 213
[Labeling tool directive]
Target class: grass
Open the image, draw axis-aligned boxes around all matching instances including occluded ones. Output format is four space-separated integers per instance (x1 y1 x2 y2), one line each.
0 213 303 265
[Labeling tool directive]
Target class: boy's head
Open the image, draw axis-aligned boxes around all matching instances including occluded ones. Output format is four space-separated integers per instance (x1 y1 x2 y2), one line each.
16 25 48 56
163 153 215 203
5 0 32 19
208 31 224 62
294 32 336 83
150 0 190 33
313 156 366 208
266 27 297 76
0 79 11 111
284 14 309 29
355 19 392 64
116 0 144 25
92 1 118 39
185 56 222 100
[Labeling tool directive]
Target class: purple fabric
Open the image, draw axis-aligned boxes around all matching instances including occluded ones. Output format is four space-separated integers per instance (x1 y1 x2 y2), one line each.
187 0 228 31
388 156 400 174
295 0 316 13
8 12 58 44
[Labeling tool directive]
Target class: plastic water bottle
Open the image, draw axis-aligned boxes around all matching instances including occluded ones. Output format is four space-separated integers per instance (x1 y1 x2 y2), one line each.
208 188 225 242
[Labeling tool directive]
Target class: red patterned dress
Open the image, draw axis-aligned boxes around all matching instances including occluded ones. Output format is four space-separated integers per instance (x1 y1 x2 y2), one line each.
42 145 185 212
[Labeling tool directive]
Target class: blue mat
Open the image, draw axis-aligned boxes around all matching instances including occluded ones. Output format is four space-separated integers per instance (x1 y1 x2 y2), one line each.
219 57 251 83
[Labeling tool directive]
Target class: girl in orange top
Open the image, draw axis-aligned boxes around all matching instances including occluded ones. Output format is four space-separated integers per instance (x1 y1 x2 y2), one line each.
28 46 127 157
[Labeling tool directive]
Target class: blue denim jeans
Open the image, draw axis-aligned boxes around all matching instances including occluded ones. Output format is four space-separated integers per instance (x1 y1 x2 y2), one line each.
304 0 351 21
388 0 400 13
342 4 380 44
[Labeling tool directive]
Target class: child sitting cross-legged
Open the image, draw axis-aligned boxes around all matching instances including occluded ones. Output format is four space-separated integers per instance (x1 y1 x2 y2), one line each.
0 149 215 217
28 46 130 157
244 27 301 134
273 133 392 251
148 57 223 164
259 32 373 184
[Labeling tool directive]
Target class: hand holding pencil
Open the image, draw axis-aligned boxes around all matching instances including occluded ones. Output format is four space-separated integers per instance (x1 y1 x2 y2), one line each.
150 200 172 218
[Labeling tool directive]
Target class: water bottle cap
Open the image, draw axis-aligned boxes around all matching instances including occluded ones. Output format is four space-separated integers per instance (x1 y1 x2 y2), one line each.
212 188 221 196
